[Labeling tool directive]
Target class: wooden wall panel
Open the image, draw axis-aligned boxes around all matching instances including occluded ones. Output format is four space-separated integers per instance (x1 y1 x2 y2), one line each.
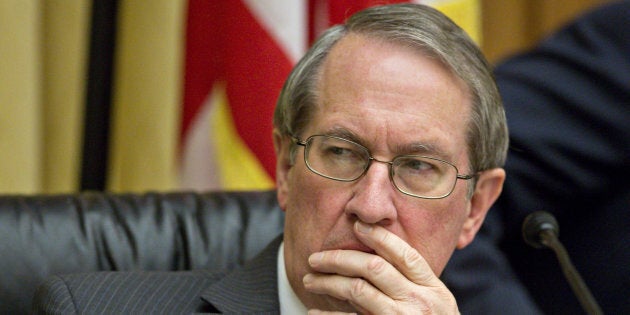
481 0 613 63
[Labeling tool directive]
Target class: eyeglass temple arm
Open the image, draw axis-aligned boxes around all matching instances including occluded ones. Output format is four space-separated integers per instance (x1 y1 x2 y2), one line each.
456 173 478 180
291 136 306 146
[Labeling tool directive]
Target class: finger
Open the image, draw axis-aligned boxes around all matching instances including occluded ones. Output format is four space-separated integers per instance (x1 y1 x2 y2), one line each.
307 309 357 315
308 249 412 300
303 272 391 314
353 221 442 287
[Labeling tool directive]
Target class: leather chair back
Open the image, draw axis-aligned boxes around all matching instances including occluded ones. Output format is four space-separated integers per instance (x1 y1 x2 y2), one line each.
0 190 283 314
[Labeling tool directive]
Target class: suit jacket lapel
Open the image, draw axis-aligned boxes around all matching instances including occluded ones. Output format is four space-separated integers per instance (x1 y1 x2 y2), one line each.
201 235 283 313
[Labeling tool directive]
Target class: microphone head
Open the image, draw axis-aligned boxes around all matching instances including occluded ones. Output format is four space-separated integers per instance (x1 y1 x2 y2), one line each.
522 211 559 249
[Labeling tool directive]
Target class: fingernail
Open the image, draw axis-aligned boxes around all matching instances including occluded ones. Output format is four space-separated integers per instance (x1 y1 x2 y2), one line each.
309 252 323 266
355 221 372 234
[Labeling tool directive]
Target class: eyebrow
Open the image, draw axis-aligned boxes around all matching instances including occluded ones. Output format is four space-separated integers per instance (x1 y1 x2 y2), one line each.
323 127 362 143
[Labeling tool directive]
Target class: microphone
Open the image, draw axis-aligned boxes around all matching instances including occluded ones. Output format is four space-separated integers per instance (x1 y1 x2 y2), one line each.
522 211 603 315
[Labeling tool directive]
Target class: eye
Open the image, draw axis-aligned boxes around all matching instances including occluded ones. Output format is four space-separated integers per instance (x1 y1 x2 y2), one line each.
399 157 434 172
310 136 368 165
328 145 348 155
322 143 362 160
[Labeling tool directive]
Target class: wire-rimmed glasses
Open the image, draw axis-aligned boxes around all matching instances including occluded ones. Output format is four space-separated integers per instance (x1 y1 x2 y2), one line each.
292 135 476 199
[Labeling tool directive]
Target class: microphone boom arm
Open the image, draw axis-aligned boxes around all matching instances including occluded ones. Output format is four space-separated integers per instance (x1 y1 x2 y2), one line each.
523 211 604 315
539 229 603 315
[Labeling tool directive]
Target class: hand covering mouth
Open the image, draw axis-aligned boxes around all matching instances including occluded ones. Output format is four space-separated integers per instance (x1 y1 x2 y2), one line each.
331 243 376 255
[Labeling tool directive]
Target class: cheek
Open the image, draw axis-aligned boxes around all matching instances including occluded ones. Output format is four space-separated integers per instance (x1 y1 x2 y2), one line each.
398 196 469 273
284 163 349 247
283 164 354 286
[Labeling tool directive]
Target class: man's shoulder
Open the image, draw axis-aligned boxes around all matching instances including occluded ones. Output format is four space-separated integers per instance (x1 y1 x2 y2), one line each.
32 236 284 314
32 270 227 314
61 268 226 283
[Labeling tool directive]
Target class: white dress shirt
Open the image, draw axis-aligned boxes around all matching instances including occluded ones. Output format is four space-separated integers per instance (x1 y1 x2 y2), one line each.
278 242 308 314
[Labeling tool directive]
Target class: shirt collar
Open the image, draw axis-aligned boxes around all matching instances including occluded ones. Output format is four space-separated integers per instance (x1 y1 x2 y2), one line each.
278 241 308 314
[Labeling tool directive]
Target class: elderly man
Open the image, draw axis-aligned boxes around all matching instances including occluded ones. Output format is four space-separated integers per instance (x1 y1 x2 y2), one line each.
33 3 507 314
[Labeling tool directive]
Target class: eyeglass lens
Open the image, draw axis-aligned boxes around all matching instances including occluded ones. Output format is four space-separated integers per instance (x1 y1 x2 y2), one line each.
302 135 459 198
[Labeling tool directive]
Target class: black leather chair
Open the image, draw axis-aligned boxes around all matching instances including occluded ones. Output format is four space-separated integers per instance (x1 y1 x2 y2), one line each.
0 190 284 314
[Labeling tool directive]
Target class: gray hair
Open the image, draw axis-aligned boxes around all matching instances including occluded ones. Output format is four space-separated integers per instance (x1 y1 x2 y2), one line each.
274 3 508 178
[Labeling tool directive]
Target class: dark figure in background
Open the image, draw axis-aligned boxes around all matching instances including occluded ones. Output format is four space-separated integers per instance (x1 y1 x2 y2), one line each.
445 1 630 314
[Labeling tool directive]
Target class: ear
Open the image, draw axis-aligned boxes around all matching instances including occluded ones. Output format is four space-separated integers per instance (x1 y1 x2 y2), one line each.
456 168 506 249
273 130 292 212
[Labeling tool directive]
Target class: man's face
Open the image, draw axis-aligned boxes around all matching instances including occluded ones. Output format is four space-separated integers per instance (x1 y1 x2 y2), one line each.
276 33 478 310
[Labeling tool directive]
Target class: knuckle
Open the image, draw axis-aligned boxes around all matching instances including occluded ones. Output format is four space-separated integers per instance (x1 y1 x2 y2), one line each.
406 292 435 315
407 290 426 305
350 277 368 299
401 246 423 268
377 303 400 315
367 255 387 274
377 228 392 244
328 250 344 265
408 289 458 315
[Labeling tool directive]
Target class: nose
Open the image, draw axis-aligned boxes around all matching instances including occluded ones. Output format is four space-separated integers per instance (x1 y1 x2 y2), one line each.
344 159 398 225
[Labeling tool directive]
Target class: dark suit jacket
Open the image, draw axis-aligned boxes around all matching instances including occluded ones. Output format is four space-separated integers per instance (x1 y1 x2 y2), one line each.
32 236 283 314
445 1 630 314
